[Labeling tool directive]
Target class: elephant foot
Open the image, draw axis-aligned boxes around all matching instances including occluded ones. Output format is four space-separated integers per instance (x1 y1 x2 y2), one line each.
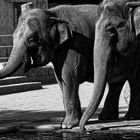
98 109 119 120
61 113 81 129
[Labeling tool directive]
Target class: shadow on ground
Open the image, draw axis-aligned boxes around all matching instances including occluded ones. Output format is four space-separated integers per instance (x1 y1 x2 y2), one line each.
0 107 136 140
0 107 127 125
0 107 127 130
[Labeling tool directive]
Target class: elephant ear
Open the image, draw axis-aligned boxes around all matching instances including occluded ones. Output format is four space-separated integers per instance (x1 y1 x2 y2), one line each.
49 17 72 49
133 8 140 36
126 2 140 36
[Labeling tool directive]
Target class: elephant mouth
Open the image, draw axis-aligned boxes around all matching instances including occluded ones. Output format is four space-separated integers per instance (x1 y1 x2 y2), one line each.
28 56 46 68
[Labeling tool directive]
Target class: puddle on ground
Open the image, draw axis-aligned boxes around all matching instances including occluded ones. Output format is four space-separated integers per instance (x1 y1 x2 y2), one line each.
0 131 140 140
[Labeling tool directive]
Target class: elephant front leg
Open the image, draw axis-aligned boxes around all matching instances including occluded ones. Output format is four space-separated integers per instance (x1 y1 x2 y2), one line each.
62 80 82 129
99 81 125 120
61 72 82 129
125 80 140 120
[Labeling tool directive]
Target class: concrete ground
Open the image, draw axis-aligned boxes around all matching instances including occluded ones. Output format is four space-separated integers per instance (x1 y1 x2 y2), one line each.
0 82 128 112
0 80 130 133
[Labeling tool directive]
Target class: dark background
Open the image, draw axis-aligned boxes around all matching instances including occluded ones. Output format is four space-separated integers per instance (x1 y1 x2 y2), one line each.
48 0 102 8
49 0 101 4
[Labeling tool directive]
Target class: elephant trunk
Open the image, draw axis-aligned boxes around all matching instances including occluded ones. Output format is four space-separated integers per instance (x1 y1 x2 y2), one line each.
0 2 34 78
0 41 27 78
79 27 111 131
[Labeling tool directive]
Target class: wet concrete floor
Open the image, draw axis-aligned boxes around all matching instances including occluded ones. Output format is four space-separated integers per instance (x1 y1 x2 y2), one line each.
0 130 140 140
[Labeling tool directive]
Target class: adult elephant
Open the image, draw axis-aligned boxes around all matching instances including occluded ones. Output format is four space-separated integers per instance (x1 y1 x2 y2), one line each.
0 3 98 129
80 0 140 131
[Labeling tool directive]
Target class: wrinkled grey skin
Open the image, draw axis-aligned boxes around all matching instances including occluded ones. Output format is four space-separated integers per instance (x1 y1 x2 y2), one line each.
0 5 98 129
80 0 140 131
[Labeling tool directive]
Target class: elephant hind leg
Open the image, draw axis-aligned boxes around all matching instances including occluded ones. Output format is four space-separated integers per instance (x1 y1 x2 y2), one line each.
99 81 125 120
125 80 140 120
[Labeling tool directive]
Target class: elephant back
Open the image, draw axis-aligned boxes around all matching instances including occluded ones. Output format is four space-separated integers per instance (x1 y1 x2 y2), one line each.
49 5 98 40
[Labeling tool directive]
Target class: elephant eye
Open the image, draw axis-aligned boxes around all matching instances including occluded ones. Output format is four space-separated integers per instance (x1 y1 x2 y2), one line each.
29 37 35 43
117 22 126 29
28 37 39 46
106 25 116 36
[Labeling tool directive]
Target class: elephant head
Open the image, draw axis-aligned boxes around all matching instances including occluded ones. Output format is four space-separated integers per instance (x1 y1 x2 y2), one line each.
0 2 72 78
80 1 140 131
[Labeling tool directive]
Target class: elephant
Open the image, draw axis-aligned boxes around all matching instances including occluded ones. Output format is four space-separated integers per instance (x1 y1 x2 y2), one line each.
0 3 98 129
80 0 140 131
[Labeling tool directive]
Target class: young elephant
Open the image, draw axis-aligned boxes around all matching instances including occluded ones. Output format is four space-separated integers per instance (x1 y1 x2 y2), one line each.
0 3 97 129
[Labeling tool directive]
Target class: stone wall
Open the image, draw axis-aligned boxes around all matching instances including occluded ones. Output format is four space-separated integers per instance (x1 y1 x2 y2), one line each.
11 63 56 85
25 66 56 85
0 0 14 34
0 0 48 35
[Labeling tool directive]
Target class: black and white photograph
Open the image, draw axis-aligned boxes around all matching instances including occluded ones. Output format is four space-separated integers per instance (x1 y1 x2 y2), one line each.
0 0 139 139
